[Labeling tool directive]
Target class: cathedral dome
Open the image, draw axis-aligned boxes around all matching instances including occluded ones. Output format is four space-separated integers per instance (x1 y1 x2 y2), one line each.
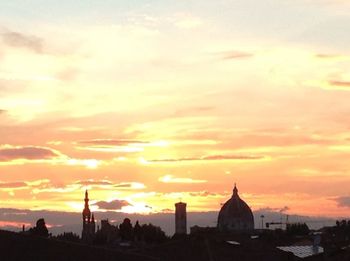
217 184 254 231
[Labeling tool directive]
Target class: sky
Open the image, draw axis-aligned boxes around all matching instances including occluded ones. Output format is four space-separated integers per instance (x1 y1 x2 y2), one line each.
1 0 350 229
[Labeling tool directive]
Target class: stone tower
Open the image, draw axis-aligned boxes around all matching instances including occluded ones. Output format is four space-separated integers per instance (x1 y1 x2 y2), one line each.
82 190 95 243
175 202 187 235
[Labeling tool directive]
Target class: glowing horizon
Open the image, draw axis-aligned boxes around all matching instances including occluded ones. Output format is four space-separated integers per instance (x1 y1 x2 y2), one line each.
1 0 350 220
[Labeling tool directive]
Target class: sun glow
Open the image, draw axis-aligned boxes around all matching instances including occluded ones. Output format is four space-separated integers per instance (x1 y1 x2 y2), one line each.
0 0 349 221
67 159 101 169
121 204 153 214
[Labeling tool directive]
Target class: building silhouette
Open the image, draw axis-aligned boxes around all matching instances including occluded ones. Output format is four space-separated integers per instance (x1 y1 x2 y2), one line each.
175 202 187 235
82 190 95 242
217 184 254 231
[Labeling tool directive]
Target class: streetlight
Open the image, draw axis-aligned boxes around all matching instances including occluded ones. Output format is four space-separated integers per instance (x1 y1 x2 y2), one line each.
260 215 265 229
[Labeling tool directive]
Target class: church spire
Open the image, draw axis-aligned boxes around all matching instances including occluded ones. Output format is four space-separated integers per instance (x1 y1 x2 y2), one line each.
84 190 89 209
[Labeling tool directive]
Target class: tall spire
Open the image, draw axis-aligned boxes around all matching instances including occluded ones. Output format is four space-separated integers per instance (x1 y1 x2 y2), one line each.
83 190 91 223
84 190 89 208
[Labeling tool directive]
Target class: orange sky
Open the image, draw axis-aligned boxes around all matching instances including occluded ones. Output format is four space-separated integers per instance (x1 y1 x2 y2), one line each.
0 0 350 218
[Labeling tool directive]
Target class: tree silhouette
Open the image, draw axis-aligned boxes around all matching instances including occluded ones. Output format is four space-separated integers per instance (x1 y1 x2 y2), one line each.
286 223 309 236
55 232 80 243
141 223 167 243
30 218 49 237
93 230 108 245
119 218 133 241
133 220 142 241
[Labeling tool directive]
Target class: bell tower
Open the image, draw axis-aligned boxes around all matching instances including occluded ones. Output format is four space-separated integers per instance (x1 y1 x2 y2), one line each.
175 202 187 235
82 190 91 225
82 190 95 243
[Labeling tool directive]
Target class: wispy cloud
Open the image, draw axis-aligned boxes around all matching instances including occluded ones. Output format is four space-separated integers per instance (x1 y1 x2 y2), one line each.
203 155 263 160
1 30 43 53
220 51 254 60
0 182 27 189
114 182 146 190
257 206 290 213
31 181 78 194
77 146 144 153
0 145 103 169
94 199 132 210
159 175 207 184
149 154 265 163
315 53 343 59
0 179 52 193
0 145 61 162
78 139 149 146
333 196 350 208
75 179 145 190
328 80 350 88
76 179 113 186
189 191 222 197
76 139 168 153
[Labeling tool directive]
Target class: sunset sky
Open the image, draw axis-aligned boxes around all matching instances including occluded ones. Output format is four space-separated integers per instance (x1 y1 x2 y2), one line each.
1 0 350 224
